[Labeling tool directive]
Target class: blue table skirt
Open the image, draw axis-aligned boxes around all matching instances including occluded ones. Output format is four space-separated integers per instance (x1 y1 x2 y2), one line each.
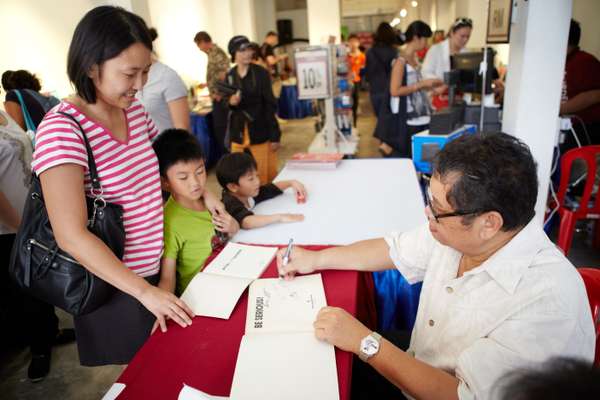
190 112 223 168
277 85 315 119
372 269 422 332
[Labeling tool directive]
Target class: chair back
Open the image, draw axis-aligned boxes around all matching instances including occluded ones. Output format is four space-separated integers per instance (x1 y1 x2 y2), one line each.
557 146 600 218
578 267 600 366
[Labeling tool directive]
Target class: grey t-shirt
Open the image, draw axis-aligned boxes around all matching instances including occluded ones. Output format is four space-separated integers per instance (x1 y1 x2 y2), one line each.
0 110 32 234
137 61 188 134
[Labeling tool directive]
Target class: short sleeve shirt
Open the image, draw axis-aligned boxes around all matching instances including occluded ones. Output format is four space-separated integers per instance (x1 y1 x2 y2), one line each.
32 100 163 277
222 183 283 225
136 61 188 133
163 197 214 295
206 45 231 96
384 220 595 399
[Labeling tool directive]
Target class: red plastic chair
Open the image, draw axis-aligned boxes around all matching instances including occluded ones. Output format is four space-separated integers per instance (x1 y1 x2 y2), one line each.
578 268 600 366
556 145 600 255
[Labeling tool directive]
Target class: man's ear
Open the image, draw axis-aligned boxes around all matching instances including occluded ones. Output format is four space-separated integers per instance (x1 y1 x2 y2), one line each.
226 182 239 193
480 211 504 240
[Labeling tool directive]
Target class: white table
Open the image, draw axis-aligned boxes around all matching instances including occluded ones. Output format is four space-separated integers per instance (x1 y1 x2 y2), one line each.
233 159 427 245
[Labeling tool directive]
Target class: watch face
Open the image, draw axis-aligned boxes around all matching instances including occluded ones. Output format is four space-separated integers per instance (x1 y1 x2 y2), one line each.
361 337 379 356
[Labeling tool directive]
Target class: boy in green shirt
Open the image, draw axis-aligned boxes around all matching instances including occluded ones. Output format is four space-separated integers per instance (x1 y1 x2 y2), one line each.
153 129 239 296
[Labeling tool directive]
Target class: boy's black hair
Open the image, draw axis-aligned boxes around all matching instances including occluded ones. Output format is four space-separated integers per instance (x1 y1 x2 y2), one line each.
216 152 257 189
67 6 153 104
152 129 205 176
569 19 581 47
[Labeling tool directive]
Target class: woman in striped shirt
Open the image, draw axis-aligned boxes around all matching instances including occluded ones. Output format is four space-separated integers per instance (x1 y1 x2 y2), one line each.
33 6 194 366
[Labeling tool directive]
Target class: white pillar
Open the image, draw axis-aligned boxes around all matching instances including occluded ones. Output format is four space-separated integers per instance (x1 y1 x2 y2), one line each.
306 0 341 45
502 0 572 224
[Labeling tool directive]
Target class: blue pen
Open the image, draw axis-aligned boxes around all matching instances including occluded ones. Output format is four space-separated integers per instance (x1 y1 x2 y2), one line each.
280 239 294 278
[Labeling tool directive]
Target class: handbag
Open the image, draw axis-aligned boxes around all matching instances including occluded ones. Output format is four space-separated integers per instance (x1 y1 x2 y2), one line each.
9 111 125 316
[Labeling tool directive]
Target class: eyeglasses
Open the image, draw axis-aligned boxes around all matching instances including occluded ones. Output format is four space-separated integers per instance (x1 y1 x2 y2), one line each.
425 186 484 223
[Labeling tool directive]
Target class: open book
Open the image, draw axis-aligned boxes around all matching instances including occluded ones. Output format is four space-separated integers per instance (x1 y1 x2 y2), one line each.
180 243 277 319
230 274 339 400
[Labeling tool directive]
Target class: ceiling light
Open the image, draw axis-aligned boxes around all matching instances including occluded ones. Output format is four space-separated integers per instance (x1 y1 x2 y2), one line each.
400 8 408 17
390 17 401 27
411 1 418 7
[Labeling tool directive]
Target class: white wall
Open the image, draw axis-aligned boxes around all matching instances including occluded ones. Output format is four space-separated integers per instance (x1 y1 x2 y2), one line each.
572 0 600 59
502 0 572 223
0 0 109 98
254 0 277 40
307 0 341 44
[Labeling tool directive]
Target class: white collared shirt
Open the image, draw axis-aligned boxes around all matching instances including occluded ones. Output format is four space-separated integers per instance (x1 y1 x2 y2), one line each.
422 39 468 80
384 219 595 399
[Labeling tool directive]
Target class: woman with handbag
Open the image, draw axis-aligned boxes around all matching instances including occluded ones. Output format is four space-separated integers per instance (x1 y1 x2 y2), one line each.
17 6 194 366
376 21 443 158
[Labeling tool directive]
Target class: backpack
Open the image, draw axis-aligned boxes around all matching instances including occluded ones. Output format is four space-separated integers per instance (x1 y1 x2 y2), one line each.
12 89 60 145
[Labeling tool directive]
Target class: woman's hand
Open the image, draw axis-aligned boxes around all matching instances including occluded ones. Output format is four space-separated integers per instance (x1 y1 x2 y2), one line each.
213 211 240 236
139 284 194 333
419 78 444 90
313 306 371 354
229 91 241 106
203 190 226 216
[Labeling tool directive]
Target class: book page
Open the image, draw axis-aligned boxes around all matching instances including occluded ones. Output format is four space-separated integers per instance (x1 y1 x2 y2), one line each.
203 243 277 279
229 332 339 400
245 274 327 334
181 273 253 319
179 384 228 400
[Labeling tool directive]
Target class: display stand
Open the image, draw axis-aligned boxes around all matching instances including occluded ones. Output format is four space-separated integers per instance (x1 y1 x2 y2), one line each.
295 45 358 155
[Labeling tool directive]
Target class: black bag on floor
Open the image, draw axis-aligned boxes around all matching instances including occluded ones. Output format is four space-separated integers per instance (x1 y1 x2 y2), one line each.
9 112 124 316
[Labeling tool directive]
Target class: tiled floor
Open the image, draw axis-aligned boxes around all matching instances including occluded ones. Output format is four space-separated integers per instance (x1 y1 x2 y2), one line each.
1 92 598 399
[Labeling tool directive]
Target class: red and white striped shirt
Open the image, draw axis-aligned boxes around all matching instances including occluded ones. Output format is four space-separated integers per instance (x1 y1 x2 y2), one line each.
32 99 163 277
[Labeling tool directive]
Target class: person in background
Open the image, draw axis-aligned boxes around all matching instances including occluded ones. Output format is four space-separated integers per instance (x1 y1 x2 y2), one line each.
260 31 287 81
248 42 268 69
137 27 190 133
347 34 366 128
194 31 230 154
277 133 595 400
2 70 60 131
422 17 472 110
496 357 600 399
32 6 199 367
560 19 600 149
226 35 280 184
378 21 443 158
0 106 75 382
365 23 399 120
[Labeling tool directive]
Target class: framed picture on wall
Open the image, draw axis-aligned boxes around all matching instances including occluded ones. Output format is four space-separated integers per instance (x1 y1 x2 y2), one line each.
486 0 513 43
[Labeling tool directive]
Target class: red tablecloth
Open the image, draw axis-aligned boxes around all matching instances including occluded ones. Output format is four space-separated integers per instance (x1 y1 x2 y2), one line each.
117 245 377 399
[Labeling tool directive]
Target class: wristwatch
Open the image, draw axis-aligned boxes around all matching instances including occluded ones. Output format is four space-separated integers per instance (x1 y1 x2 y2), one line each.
359 331 382 362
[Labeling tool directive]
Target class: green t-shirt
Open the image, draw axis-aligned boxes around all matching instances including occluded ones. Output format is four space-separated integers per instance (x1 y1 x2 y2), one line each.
163 197 214 295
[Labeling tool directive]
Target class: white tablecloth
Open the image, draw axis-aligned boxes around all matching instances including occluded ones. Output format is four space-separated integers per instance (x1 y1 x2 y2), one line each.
233 159 427 245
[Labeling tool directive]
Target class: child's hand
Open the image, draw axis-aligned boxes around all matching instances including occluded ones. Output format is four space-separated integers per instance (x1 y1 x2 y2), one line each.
213 211 240 236
290 180 307 203
278 213 304 223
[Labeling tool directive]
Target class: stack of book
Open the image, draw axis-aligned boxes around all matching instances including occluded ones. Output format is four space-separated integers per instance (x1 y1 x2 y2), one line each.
286 153 344 170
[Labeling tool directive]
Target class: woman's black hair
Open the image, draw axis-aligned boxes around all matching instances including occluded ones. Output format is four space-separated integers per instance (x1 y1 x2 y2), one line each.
402 20 433 44
1 69 42 92
67 6 153 104
148 27 158 42
374 22 398 46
